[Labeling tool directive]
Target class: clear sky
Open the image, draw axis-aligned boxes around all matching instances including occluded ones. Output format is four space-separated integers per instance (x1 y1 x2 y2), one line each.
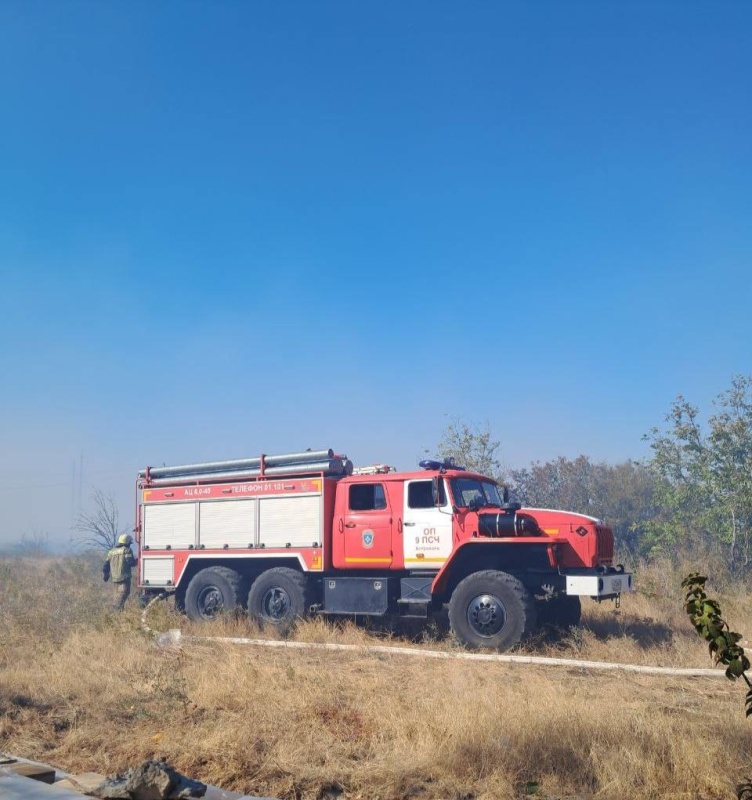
1 1 750 546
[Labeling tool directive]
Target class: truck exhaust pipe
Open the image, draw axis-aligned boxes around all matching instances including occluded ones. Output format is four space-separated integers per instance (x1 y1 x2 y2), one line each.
478 511 540 537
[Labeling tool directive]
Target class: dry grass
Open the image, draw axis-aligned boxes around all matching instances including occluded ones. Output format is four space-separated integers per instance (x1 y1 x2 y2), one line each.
2 555 752 799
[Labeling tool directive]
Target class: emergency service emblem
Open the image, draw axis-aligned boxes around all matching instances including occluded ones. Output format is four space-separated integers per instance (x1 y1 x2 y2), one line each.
362 530 374 548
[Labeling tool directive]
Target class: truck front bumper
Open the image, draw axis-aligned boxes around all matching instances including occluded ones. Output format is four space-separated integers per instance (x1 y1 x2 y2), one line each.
565 571 634 597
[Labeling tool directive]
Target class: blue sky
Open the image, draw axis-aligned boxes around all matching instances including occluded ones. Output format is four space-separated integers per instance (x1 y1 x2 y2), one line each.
1 2 750 545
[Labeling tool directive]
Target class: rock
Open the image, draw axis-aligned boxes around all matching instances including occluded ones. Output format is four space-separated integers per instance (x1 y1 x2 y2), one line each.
91 760 206 799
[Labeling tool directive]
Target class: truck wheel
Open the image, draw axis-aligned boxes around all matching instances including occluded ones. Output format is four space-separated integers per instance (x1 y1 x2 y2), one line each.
537 595 582 630
448 570 536 651
184 567 241 622
248 567 308 634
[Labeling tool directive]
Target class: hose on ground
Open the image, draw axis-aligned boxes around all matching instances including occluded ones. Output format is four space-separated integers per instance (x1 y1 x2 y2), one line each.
140 594 728 678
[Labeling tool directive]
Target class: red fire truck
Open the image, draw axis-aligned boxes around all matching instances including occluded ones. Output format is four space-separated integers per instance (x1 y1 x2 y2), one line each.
136 448 633 650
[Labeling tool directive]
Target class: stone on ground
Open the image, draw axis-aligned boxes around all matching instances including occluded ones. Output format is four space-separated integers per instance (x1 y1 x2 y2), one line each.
91 760 206 799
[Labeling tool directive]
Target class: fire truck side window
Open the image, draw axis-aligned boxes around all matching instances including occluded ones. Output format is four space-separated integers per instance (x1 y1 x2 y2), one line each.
349 483 387 511
408 480 446 508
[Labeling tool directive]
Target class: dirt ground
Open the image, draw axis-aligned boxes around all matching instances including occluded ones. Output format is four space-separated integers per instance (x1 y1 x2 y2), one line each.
1 555 751 799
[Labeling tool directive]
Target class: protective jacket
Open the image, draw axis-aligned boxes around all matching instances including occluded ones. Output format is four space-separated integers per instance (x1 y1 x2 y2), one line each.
105 544 137 583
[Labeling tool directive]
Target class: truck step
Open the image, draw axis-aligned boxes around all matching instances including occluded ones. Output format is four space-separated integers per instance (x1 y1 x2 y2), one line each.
397 598 431 618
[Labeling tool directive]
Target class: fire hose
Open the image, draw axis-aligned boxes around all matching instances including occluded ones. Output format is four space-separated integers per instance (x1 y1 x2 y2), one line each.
141 593 727 678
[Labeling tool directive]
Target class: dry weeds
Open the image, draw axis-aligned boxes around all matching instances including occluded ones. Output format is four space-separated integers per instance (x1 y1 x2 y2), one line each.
1 555 751 799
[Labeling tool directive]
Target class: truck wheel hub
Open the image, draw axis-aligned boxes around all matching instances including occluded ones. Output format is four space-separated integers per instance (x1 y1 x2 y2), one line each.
197 586 223 618
262 587 290 619
467 593 505 636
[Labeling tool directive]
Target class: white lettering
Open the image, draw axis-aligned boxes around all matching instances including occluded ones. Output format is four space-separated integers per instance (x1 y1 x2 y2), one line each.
230 482 291 494
183 487 211 497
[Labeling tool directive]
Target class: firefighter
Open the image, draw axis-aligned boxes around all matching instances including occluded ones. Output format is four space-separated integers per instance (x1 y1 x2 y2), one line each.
103 533 137 611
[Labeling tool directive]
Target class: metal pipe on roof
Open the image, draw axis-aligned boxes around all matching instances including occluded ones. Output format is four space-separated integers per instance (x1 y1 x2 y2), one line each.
144 458 352 487
139 449 335 479
266 450 335 467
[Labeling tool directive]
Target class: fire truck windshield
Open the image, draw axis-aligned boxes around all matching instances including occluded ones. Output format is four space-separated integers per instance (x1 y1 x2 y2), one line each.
450 477 503 508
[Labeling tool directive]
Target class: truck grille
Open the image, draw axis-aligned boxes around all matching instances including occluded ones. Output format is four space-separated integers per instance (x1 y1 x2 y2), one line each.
596 525 614 564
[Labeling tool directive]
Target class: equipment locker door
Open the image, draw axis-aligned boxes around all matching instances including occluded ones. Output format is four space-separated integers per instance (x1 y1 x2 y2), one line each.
341 481 393 568
402 478 453 569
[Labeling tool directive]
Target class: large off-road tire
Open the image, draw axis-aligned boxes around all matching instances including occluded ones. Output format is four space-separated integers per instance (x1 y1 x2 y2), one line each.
448 570 536 651
537 595 582 630
247 567 309 635
184 567 242 622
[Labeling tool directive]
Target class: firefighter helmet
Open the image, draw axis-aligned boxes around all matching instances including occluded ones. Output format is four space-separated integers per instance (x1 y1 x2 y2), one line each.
118 533 133 546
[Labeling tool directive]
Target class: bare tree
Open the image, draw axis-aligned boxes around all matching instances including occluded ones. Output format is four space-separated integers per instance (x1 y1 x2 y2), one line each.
74 489 127 551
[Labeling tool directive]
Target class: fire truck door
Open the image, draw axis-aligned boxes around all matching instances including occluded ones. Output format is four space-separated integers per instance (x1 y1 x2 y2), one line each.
342 482 393 568
403 478 453 569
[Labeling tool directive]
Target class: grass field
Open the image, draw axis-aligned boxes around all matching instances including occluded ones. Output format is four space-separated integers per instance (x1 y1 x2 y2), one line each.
1 554 751 799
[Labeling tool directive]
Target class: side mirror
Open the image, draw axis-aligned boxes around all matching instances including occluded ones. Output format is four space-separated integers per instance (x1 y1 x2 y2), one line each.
502 486 510 504
431 477 439 507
